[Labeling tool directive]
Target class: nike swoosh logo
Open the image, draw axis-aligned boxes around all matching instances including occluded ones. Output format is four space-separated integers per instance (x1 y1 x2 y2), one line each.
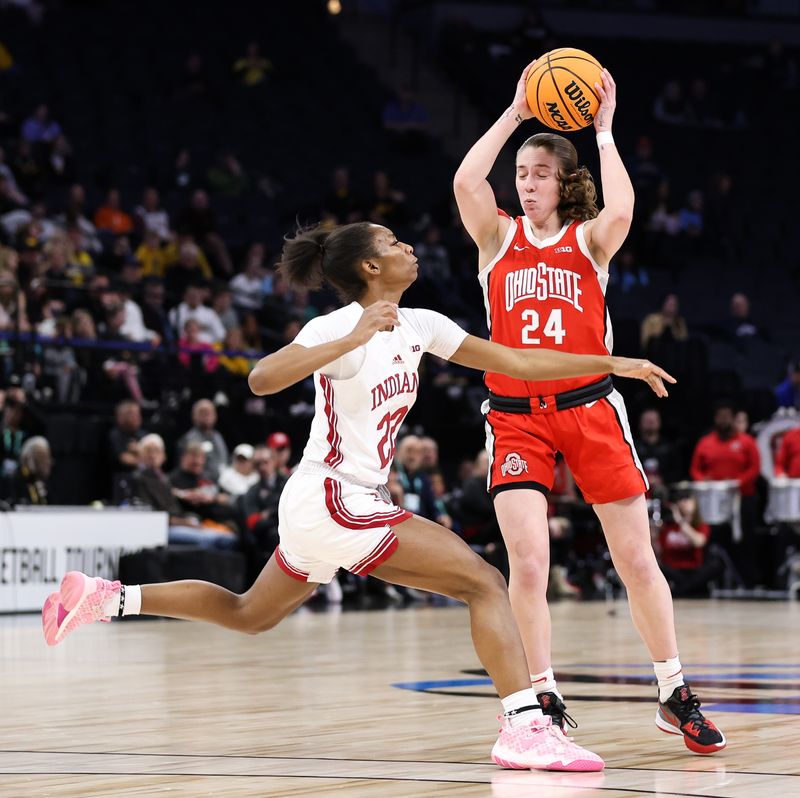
513 245 528 251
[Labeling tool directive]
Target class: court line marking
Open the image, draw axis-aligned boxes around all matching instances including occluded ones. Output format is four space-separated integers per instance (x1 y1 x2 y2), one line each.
0 771 736 797
0 750 797 778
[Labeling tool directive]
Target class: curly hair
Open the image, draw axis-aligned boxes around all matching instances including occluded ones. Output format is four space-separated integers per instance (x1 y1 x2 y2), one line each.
517 133 598 223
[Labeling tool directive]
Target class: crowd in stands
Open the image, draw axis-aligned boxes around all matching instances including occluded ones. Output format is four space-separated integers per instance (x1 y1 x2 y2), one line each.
0 1 798 603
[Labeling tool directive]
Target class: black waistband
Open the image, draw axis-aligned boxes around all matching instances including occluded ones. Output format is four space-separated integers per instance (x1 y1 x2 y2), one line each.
488 376 614 414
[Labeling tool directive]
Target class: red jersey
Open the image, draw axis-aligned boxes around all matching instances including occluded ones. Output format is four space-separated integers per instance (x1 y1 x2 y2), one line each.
479 215 611 397
659 522 710 569
774 426 800 477
689 431 761 496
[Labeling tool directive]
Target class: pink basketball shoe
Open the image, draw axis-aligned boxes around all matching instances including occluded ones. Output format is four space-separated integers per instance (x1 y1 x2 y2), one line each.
42 571 121 646
491 714 605 772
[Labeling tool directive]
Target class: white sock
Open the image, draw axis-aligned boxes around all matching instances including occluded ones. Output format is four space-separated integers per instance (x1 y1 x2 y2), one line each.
102 585 142 618
653 655 684 702
530 667 561 699
501 687 544 728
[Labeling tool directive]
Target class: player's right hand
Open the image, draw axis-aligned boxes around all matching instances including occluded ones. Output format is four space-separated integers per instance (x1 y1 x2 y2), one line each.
512 60 537 121
610 357 676 398
348 300 400 346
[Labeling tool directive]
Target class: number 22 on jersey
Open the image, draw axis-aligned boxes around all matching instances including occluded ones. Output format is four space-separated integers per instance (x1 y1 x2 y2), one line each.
376 406 409 468
521 308 566 345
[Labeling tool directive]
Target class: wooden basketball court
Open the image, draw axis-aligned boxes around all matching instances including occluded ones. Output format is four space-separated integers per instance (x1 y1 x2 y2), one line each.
2 599 799 797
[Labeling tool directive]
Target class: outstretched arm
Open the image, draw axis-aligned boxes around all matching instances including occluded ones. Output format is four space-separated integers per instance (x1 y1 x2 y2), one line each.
248 301 400 395
582 69 635 267
448 335 675 398
453 60 537 264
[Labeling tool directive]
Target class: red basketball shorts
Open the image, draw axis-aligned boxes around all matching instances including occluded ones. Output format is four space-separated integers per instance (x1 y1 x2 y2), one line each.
484 389 648 505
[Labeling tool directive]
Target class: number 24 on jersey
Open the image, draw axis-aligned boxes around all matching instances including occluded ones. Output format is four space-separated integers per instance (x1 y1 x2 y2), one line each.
521 308 566 345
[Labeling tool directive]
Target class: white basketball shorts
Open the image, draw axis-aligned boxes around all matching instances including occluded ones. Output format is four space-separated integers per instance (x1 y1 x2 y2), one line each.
275 463 411 584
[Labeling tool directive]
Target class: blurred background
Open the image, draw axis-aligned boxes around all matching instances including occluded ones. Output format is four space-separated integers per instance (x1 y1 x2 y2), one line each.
1 0 799 605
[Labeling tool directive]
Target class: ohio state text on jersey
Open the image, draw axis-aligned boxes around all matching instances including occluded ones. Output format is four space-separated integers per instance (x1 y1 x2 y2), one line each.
478 215 612 398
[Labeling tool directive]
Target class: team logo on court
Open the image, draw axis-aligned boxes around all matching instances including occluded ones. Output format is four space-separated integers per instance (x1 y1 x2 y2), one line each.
500 452 528 477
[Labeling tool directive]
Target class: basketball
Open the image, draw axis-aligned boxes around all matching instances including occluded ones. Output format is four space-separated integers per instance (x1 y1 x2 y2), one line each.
525 47 603 132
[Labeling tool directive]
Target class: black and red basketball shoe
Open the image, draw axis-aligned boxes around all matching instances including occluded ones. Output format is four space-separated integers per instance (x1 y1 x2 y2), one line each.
537 692 578 734
655 684 726 754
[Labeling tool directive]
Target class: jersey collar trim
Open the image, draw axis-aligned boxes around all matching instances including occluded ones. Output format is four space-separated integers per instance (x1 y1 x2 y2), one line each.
521 215 570 248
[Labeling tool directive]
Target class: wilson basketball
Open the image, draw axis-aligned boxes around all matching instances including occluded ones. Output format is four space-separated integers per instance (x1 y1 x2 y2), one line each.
525 48 603 132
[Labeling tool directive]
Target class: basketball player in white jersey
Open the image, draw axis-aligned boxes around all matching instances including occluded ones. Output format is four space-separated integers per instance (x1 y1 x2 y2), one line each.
42 221 674 771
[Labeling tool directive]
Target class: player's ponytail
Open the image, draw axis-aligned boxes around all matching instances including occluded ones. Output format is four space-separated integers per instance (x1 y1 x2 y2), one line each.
279 222 378 303
518 133 599 222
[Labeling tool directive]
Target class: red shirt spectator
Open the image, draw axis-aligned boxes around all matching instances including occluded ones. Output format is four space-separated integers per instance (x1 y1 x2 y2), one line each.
774 427 800 477
94 188 134 235
659 522 710 569
690 403 760 496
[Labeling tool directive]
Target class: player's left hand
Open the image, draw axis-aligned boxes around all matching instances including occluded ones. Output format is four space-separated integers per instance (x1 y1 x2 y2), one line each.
593 68 616 132
610 357 676 398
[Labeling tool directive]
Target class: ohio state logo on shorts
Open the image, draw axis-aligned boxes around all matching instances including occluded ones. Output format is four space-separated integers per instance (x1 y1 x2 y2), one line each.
500 452 529 477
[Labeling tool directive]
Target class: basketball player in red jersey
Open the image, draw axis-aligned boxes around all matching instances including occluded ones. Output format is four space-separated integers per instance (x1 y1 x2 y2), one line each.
454 63 726 754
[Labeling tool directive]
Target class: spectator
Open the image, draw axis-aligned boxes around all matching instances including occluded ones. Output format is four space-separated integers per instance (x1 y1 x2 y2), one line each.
724 292 768 343
136 229 169 278
211 284 239 331
653 80 687 125
108 399 145 476
635 407 682 491
176 189 233 276
46 134 74 186
169 283 226 344
690 400 761 584
232 41 273 87
0 146 27 206
734 409 750 436
140 279 172 343
0 386 32 478
775 361 800 410
21 104 62 144
685 78 720 128
629 135 663 208
367 170 407 226
418 436 439 472
266 431 292 475
59 184 101 253
207 150 249 197
395 434 447 525
5 435 51 505
217 327 253 378
690 401 760 496
42 315 81 403
136 434 236 549
323 166 361 223
230 243 267 311
169 441 240 537
218 443 259 496
164 239 213 298
134 187 170 242
178 398 229 481
241 311 264 352
0 269 30 332
172 148 196 194
180 53 209 98
94 188 134 236
11 140 44 198
613 248 649 294
414 225 451 283
655 487 721 598
239 445 288 554
178 318 218 373
640 293 688 352
774 426 800 478
677 190 704 239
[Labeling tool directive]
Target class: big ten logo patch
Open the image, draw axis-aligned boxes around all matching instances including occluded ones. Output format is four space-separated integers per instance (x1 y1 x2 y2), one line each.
500 452 529 477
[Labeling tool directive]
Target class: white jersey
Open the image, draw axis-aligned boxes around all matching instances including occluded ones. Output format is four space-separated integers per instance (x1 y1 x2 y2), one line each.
293 302 468 485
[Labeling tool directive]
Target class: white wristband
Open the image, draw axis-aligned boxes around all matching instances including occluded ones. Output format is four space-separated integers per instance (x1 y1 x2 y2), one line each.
596 130 614 147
